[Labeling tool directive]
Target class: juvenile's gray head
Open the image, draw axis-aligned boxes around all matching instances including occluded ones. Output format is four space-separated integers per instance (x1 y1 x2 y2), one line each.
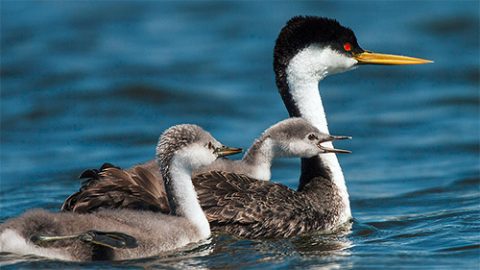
156 124 242 175
264 118 351 157
156 124 242 216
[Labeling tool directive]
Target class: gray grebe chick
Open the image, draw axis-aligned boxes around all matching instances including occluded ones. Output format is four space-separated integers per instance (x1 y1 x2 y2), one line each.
195 117 350 180
0 124 241 261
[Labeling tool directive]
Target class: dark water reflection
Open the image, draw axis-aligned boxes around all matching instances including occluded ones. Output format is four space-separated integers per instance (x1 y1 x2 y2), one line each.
1 1 479 269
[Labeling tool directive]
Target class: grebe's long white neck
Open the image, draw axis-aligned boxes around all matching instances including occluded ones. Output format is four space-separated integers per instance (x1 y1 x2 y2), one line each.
279 45 357 221
167 149 211 238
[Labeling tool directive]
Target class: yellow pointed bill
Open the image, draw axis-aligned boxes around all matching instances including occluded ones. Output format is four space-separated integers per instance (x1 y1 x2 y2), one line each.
354 51 433 65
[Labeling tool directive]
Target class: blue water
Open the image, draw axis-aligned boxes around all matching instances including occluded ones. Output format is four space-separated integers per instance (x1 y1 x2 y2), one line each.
1 1 479 269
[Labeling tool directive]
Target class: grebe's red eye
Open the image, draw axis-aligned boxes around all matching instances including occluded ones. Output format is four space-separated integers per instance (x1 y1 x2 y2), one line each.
343 42 352 52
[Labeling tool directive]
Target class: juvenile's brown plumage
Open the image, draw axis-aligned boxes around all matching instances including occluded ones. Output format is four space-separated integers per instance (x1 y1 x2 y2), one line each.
63 162 168 213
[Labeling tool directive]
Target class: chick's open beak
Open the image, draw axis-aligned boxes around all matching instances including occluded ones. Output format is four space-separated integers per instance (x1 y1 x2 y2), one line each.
317 135 352 154
214 146 243 157
317 144 352 154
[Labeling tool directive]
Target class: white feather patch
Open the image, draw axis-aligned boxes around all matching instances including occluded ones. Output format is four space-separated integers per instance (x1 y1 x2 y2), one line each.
0 229 73 261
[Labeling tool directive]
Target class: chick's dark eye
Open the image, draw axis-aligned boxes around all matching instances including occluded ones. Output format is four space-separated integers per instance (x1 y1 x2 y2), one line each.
308 134 317 141
343 42 352 52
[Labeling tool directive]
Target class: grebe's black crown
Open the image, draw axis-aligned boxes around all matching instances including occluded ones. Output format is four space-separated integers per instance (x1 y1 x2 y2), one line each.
273 16 364 117
274 16 363 68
